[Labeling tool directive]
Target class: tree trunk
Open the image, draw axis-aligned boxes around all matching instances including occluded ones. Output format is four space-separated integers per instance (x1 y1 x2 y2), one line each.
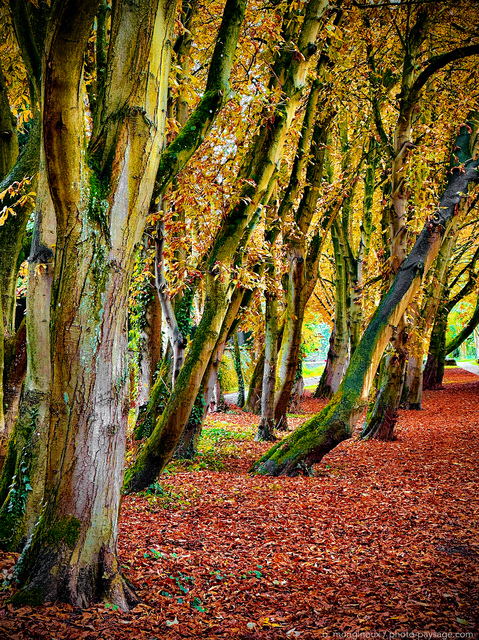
314 220 350 398
0 120 41 466
233 331 245 408
1 321 27 468
256 293 278 441
210 369 226 413
251 123 479 476
274 114 333 428
154 221 188 386
423 307 448 390
135 286 163 412
11 0 176 610
176 286 245 456
361 322 407 440
402 216 461 407
0 143 55 550
244 350 264 414
274 251 306 430
351 137 378 354
402 346 423 410
174 390 205 460
289 375 304 413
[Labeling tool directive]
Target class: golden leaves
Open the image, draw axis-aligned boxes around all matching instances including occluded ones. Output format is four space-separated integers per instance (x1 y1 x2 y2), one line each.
0 177 36 226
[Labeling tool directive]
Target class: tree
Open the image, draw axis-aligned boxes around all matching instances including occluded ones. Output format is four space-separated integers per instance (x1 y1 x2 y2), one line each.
360 3 479 439
124 0 332 493
252 121 479 476
3 0 182 610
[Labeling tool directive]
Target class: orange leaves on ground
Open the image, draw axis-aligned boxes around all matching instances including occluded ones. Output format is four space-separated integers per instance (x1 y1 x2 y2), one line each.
1 368 478 638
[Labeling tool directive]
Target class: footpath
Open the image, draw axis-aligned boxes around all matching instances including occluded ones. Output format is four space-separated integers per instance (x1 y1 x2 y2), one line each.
459 362 479 375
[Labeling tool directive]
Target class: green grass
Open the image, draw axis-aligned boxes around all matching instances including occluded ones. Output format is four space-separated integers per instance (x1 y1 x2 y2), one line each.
165 422 256 474
302 363 324 378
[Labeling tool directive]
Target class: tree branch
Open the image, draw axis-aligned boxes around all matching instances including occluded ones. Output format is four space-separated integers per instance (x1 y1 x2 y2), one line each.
152 0 247 200
410 44 479 101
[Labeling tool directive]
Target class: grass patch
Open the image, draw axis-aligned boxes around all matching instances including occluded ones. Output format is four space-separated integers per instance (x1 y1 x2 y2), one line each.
141 481 201 510
165 422 256 473
302 364 324 378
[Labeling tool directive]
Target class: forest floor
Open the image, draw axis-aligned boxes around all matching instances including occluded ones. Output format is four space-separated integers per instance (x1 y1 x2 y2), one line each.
0 367 478 639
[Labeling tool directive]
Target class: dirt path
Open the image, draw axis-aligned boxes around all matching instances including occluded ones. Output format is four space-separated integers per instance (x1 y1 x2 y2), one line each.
1 368 478 639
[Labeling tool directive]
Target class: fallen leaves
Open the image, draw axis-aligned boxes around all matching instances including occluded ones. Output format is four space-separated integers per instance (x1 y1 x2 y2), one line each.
1 368 478 638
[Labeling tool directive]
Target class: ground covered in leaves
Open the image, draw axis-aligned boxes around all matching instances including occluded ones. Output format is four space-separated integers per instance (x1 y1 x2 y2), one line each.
1 368 478 639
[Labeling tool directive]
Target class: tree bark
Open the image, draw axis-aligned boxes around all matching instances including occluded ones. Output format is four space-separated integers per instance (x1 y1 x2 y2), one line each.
423 306 448 390
361 323 407 440
256 293 278 441
233 331 245 408
244 350 264 414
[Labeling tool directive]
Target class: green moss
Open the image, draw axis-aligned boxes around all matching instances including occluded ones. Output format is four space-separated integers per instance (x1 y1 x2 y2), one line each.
46 515 81 548
0 512 17 550
219 352 237 393
0 402 39 550
134 404 154 440
8 587 43 607
155 91 222 197
252 395 350 476
87 156 111 233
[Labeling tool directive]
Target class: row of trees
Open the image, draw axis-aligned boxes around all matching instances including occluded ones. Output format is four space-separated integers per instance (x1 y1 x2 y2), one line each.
0 0 477 610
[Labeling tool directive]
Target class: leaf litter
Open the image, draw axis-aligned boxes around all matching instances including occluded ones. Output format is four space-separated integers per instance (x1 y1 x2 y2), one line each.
0 368 478 639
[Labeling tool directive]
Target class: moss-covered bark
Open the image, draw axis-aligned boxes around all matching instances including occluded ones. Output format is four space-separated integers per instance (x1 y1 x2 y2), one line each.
423 307 448 390
0 389 47 551
233 332 245 408
252 123 479 476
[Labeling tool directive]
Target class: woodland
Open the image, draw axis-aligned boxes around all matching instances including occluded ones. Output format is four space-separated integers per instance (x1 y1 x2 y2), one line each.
0 0 478 637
